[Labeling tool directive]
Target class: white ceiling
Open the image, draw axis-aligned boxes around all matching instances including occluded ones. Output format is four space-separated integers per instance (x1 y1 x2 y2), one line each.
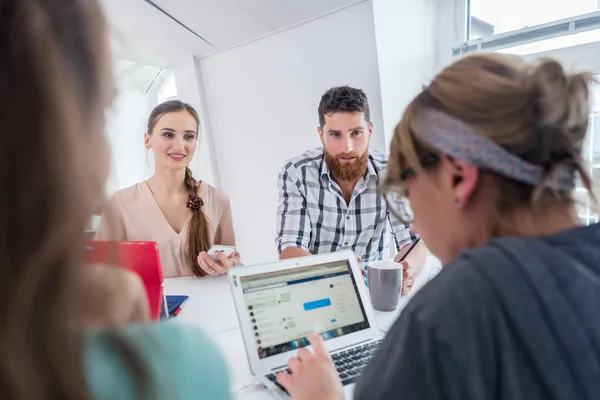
102 0 367 68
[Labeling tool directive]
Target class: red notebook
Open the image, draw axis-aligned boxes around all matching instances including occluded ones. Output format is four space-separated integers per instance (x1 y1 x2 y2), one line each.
83 241 165 320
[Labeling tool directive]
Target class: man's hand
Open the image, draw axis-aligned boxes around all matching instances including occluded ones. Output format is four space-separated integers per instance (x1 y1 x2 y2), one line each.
361 259 415 295
358 256 369 284
394 241 427 295
276 334 344 400
400 260 415 295
280 247 311 260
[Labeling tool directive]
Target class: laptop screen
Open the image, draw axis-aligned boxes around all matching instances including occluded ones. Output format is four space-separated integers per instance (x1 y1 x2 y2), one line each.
239 259 370 359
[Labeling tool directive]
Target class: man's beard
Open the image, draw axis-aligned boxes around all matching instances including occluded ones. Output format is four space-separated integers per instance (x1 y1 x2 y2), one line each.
325 149 369 182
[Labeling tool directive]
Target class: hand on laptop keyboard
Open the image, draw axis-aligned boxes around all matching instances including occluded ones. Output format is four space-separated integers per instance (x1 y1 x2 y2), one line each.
267 339 381 397
274 334 345 400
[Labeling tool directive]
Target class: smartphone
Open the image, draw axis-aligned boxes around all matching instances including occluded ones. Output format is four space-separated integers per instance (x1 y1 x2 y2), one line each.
208 245 236 261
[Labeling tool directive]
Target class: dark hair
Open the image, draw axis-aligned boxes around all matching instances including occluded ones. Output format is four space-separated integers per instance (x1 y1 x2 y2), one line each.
318 85 371 127
0 0 124 398
146 100 212 277
387 53 597 235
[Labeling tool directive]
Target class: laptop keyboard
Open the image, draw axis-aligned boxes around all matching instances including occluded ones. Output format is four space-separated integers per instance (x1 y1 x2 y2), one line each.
266 340 381 395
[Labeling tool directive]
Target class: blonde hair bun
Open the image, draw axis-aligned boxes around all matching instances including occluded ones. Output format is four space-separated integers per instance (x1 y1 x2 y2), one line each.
528 59 594 143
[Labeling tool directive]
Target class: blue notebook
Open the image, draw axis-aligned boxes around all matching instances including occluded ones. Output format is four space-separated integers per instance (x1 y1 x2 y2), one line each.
166 295 189 315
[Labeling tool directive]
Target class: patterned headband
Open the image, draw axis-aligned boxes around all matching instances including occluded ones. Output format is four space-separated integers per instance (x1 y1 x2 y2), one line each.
415 109 576 191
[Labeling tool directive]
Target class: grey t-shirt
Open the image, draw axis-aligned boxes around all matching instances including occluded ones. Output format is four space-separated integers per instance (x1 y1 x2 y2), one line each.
355 223 600 400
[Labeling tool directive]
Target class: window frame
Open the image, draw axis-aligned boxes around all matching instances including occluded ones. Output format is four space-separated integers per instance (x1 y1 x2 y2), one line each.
466 0 600 41
455 9 600 57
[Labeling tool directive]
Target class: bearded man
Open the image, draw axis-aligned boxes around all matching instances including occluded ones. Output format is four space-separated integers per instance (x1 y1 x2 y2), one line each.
275 86 427 295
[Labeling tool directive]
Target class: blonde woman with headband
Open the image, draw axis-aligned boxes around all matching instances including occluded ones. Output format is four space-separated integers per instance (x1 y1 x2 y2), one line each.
274 53 600 399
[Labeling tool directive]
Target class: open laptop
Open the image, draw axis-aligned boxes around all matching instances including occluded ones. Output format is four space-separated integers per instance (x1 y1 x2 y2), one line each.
228 250 381 399
83 241 169 320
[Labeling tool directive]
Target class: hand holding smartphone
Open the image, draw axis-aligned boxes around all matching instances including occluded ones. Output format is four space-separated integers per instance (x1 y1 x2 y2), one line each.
207 245 236 261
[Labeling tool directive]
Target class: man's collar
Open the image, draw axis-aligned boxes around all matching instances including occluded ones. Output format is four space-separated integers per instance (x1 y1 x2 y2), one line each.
320 149 331 179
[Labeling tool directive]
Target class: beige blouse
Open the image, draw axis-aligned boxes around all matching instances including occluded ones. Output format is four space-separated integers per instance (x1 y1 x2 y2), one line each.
94 181 236 278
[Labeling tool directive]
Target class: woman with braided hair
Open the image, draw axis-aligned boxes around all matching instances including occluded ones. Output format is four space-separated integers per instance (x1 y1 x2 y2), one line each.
96 100 242 277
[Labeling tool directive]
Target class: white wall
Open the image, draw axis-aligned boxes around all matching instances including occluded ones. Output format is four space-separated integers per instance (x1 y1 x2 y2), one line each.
172 57 220 187
199 1 385 264
372 0 438 147
436 0 468 71
105 88 154 194
372 0 468 147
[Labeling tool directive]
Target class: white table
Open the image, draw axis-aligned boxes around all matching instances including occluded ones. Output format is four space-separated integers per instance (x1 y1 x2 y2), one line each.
164 256 441 399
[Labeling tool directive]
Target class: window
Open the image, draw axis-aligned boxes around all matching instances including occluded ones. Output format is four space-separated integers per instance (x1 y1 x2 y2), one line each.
104 58 175 196
576 78 600 225
469 0 600 39
157 72 177 104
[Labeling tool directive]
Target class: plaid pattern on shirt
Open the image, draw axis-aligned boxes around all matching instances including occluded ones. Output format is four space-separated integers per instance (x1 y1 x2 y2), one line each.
275 147 416 262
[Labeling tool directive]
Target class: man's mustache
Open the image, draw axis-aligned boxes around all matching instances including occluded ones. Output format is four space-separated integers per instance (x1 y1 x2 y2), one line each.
335 152 359 159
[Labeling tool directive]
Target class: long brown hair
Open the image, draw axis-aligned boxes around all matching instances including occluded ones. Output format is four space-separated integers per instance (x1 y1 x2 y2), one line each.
0 0 110 398
146 100 212 276
387 53 597 235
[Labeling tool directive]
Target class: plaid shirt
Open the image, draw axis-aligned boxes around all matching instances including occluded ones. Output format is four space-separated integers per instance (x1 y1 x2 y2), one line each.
276 147 416 261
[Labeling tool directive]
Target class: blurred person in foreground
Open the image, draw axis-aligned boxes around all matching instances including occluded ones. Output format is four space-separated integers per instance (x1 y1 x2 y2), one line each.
0 1 232 398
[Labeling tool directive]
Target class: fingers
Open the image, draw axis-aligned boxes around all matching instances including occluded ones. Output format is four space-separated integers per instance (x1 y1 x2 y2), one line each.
205 254 228 274
276 370 292 390
402 277 415 295
401 260 414 278
197 253 214 275
307 333 329 359
296 348 312 362
356 256 362 263
284 335 326 373
277 334 339 397
288 355 302 373
215 251 234 270
400 261 415 295
197 252 227 275
361 268 367 284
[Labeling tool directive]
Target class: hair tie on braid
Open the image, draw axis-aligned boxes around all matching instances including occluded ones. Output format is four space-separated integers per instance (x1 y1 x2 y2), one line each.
186 195 203 211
